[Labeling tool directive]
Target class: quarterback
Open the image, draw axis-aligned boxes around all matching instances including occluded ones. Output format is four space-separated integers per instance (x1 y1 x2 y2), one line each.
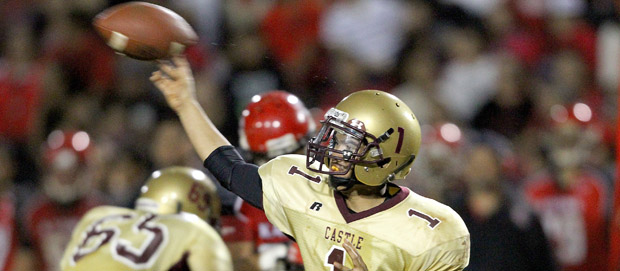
59 167 232 271
151 57 470 270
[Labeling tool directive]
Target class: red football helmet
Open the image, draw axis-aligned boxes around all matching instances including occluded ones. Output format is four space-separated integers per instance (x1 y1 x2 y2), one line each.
42 129 93 204
546 102 603 170
43 130 93 168
239 91 315 161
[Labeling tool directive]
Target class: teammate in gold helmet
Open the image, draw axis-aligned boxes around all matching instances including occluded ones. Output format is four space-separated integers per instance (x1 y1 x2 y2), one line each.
60 166 232 271
151 56 469 270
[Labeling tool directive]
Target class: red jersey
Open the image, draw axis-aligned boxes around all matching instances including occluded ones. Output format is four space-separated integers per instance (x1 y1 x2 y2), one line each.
24 195 104 271
221 198 299 270
524 172 608 271
260 0 323 65
221 198 289 247
0 193 17 271
0 62 43 142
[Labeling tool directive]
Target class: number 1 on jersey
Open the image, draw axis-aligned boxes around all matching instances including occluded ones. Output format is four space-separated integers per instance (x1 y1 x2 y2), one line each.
408 208 441 229
324 245 346 271
289 166 321 183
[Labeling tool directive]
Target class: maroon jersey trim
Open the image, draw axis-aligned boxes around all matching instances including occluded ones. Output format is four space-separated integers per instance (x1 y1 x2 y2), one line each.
335 185 410 223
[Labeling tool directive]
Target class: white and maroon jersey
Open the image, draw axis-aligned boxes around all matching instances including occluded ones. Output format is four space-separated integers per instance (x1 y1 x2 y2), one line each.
524 172 608 271
259 154 470 270
24 195 103 271
60 206 232 271
0 193 17 271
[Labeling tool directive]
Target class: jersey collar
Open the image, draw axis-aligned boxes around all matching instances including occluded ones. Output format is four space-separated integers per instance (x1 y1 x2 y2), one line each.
335 185 410 223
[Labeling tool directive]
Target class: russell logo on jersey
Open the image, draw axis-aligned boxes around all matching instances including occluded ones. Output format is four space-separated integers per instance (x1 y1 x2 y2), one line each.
310 202 323 211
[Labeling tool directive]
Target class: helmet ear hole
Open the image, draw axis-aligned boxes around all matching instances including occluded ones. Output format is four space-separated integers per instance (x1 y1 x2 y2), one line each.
377 158 391 168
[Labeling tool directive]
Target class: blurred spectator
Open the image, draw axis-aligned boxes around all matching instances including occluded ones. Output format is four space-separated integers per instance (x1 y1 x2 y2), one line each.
483 2 546 68
21 130 105 271
399 123 466 202
102 152 149 208
320 0 408 75
596 20 620 94
170 0 223 46
224 31 283 115
440 0 506 18
452 140 557 271
400 0 438 40
112 58 158 105
260 0 324 93
91 104 128 150
544 50 601 106
437 25 500 122
223 0 274 36
0 23 57 185
472 54 535 138
221 30 284 142
544 0 597 72
523 113 610 271
392 46 448 126
58 94 102 131
0 142 18 271
315 51 393 110
149 120 198 169
0 25 46 144
41 2 116 98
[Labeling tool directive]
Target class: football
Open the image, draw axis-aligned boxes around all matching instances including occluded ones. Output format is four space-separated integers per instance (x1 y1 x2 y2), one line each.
93 1 198 60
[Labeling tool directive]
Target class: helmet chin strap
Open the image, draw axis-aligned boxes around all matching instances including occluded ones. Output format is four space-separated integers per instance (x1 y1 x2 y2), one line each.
329 168 388 196
329 175 359 192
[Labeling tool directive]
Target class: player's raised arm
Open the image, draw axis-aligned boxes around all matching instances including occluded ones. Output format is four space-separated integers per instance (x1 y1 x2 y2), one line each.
150 56 231 160
151 56 263 210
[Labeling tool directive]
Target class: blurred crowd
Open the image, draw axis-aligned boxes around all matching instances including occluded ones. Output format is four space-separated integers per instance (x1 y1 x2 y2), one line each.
0 0 618 270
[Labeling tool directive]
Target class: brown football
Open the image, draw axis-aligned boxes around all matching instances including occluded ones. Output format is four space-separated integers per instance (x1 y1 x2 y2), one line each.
93 1 198 60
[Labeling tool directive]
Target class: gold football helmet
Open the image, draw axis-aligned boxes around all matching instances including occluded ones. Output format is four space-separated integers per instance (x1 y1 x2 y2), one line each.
306 90 421 186
136 167 221 225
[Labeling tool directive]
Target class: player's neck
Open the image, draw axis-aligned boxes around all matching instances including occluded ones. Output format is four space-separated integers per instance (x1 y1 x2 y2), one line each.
345 192 385 212
342 186 387 212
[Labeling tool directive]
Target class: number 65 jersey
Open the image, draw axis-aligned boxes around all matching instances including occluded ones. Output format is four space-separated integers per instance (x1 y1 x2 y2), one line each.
60 206 232 271
259 155 470 271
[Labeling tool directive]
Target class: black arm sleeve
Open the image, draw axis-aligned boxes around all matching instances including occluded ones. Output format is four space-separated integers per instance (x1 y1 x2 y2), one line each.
203 145 263 209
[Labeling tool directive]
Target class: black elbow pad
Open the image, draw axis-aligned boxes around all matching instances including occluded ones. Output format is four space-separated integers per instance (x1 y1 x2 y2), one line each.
204 146 263 209
203 146 245 190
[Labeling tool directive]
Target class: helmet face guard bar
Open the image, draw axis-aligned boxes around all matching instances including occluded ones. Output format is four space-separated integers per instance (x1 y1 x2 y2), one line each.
306 111 388 175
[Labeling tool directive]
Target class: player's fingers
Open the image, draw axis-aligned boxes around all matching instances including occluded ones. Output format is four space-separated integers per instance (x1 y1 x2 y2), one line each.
152 79 167 91
172 56 190 73
150 71 163 81
333 262 350 271
343 239 358 259
158 62 179 79
343 240 367 270
150 72 168 85
172 55 189 67
156 59 171 66
151 75 173 91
